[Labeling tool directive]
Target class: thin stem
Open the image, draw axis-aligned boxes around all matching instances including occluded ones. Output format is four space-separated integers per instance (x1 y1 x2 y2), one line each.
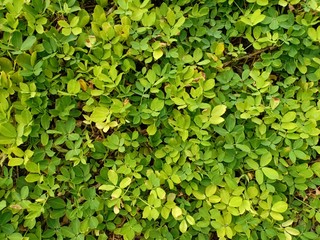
223 45 278 67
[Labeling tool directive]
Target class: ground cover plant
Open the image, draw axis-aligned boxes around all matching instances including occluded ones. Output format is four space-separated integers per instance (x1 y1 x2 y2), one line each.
0 0 320 239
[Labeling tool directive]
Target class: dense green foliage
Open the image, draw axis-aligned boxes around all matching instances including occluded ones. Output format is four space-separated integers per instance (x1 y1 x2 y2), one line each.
1 0 320 239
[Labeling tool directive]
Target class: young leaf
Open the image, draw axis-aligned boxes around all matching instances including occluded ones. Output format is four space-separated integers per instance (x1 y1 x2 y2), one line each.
108 170 118 185
119 177 132 188
271 201 288 213
262 167 279 180
21 36 37 51
179 220 188 233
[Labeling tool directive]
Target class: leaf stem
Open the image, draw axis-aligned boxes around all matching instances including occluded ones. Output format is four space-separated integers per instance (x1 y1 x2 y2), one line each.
223 45 278 67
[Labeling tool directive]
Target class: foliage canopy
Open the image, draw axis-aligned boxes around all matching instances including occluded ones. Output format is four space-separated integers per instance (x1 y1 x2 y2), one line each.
1 0 320 239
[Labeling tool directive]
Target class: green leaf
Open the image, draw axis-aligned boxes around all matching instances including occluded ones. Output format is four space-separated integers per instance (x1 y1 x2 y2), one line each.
312 162 320 177
25 174 41 183
260 152 272 167
271 201 288 213
236 144 251 153
72 27 82 35
211 105 227 117
0 57 13 72
25 162 39 173
156 187 166 199
210 105 227 124
172 206 183 219
255 169 264 185
262 167 279 180
67 79 80 94
8 158 23 167
250 9 266 26
257 0 268 6
205 185 217 197
270 211 284 221
282 111 296 122
308 27 318 41
153 49 163 60
150 98 164 112
111 188 122 198
47 198 66 209
20 186 29 199
0 123 17 138
99 184 116 191
20 36 37 51
108 170 118 185
193 48 203 62
119 177 131 188
186 215 195 225
147 124 157 136
285 227 300 236
61 227 75 238
161 206 171 219
193 191 206 200
0 200 6 211
229 196 243 207
294 150 308 160
215 43 225 56
167 8 176 26
179 220 188 233
203 79 215 91
143 206 151 219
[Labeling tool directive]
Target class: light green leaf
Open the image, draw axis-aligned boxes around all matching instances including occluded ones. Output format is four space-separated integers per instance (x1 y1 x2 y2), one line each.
0 200 6 211
0 123 17 138
167 8 176 26
147 124 157 136
260 152 272 167
285 227 300 236
156 187 166 199
186 215 195 225
153 49 163 60
99 184 116 191
270 211 284 221
211 105 227 117
271 201 288 213
25 173 41 183
0 57 13 72
58 20 69 28
143 206 151 219
308 27 318 41
205 185 217 197
21 36 37 51
257 0 268 6
255 169 264 185
262 167 279 180
108 170 118 185
229 196 243 207
236 144 251 153
193 48 203 62
8 158 23 167
150 98 164 112
111 188 122 198
193 191 206 200
119 177 132 188
72 27 82 35
179 220 188 233
215 43 225 56
25 162 39 173
67 79 80 94
172 206 183 219
250 9 266 26
282 111 296 123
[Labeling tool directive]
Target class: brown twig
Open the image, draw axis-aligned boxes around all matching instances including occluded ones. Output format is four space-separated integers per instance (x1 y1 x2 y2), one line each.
223 45 278 67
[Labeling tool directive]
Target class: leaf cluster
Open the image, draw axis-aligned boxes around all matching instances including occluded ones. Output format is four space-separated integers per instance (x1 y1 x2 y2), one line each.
0 0 320 239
